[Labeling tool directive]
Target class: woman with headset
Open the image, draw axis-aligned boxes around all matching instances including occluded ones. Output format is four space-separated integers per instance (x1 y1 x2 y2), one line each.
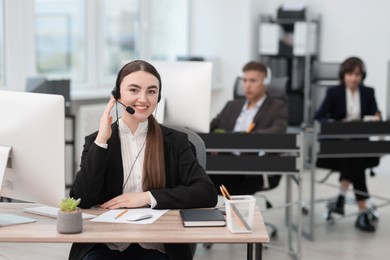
69 60 217 260
315 57 381 232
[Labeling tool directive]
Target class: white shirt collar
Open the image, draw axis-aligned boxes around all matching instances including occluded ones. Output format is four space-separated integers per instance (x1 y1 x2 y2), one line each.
118 118 148 136
346 88 361 121
243 95 267 111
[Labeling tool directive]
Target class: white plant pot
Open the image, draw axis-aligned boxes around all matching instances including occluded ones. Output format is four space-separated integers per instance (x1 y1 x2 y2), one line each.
57 208 83 234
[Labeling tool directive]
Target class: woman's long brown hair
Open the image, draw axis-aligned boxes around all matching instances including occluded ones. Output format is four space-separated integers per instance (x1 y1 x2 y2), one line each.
116 60 165 190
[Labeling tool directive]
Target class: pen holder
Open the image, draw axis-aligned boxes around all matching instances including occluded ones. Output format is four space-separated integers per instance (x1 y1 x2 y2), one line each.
224 195 255 233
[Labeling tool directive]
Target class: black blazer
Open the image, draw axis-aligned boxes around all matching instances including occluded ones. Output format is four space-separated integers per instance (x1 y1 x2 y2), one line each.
315 84 379 121
210 96 288 134
69 123 217 260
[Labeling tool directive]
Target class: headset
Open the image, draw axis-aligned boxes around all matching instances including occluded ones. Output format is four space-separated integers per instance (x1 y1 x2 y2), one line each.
111 61 162 115
264 66 272 85
338 57 367 81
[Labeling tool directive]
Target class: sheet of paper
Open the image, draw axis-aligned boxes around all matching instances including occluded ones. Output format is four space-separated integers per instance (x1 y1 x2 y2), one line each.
91 208 169 224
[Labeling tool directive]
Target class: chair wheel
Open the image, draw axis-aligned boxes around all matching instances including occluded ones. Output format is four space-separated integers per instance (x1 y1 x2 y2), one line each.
302 206 309 215
203 243 213 249
270 230 278 239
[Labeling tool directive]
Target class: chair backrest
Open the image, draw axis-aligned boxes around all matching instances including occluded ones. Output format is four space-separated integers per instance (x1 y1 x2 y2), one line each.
312 61 340 82
311 61 341 118
162 123 206 169
233 76 289 101
162 124 205 257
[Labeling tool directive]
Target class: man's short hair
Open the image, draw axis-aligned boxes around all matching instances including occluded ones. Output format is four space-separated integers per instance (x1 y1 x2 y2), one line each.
242 61 268 77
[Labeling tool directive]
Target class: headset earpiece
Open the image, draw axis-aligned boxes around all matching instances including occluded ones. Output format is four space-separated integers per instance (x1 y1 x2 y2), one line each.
111 89 118 100
263 66 272 85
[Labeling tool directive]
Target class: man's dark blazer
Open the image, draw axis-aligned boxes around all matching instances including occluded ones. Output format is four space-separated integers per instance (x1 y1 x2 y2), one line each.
69 123 217 260
314 84 379 121
208 95 288 195
210 96 288 134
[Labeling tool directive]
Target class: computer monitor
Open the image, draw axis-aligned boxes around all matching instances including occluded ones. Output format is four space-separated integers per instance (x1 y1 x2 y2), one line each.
152 61 212 133
26 77 71 115
0 90 65 206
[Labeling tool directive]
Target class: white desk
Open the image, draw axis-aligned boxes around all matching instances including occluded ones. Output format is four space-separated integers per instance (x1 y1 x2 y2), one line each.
0 203 269 260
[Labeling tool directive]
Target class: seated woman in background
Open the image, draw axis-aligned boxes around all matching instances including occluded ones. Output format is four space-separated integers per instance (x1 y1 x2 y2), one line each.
314 56 381 232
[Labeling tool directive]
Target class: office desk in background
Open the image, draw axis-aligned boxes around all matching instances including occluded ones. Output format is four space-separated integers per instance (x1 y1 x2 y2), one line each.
0 203 269 260
198 133 303 260
308 121 390 240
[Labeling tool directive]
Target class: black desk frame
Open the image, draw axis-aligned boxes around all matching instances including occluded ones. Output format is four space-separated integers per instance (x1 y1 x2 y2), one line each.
199 133 303 260
307 121 390 240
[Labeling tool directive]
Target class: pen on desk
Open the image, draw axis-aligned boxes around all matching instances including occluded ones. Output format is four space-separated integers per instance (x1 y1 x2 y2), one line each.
115 209 128 219
220 185 250 231
246 122 255 133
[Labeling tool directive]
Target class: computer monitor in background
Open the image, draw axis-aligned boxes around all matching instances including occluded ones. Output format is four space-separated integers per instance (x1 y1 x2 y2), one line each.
152 61 212 133
26 77 71 115
0 90 65 206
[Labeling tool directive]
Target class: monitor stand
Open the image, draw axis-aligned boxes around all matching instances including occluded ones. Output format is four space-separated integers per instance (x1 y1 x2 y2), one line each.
0 146 12 190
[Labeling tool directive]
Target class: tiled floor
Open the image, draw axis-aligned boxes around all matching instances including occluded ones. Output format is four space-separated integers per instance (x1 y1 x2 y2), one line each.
1 170 389 259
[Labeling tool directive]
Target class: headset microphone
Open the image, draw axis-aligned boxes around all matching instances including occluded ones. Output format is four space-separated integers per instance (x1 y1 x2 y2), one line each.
121 101 135 115
111 90 135 115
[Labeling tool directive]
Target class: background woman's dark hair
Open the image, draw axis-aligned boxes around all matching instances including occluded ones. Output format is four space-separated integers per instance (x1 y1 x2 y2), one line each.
339 57 367 81
116 60 165 190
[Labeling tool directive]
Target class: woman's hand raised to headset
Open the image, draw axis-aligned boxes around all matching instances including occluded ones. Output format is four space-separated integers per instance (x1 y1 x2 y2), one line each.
95 97 116 144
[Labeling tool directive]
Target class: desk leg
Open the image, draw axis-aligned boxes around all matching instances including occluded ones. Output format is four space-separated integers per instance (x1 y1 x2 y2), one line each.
247 243 253 260
247 243 262 260
255 243 262 260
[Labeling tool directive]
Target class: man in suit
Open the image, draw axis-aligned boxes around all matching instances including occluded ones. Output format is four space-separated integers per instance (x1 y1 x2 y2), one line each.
315 56 381 232
209 61 288 195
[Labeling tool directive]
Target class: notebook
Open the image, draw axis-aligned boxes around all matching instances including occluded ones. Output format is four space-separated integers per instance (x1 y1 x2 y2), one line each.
23 206 96 220
0 214 37 227
179 208 226 227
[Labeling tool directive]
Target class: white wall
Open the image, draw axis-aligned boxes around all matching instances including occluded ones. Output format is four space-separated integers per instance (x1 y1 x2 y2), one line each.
191 0 390 120
262 0 390 115
189 0 262 119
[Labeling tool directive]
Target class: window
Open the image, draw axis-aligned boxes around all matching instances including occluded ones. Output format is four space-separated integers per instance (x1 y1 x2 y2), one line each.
0 0 5 86
35 0 85 81
2 1 190 91
148 0 189 61
100 0 140 79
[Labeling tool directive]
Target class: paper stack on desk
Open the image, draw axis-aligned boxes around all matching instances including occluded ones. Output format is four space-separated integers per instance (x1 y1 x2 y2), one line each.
91 208 168 224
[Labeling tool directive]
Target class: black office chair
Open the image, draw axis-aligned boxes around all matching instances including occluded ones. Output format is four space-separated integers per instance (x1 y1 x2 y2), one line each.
310 61 340 122
162 123 209 257
233 76 289 102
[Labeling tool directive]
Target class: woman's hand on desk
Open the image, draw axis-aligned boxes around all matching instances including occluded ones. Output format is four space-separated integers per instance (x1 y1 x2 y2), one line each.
100 192 151 209
96 97 115 144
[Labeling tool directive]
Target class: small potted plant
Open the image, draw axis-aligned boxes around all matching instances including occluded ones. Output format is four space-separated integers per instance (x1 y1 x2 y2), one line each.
57 197 83 234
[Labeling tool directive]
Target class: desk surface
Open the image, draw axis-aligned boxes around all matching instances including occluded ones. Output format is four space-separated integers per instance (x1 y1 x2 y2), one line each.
0 203 269 244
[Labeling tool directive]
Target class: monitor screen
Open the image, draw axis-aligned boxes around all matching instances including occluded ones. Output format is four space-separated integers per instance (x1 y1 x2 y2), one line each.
26 77 71 115
0 90 65 206
152 61 212 133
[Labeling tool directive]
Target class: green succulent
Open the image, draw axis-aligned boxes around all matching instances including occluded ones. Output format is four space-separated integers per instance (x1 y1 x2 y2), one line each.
59 197 81 212
213 128 226 134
